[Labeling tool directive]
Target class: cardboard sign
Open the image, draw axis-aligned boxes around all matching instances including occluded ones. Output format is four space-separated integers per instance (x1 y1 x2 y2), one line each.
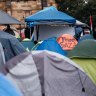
57 34 78 50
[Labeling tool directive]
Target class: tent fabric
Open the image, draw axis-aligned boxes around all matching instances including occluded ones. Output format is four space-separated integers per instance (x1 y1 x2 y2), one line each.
21 39 35 51
0 73 22 96
25 6 76 25
33 25 75 41
0 42 5 64
32 41 43 50
70 58 96 85
0 10 23 24
0 43 5 72
68 39 96 58
4 52 42 96
76 20 87 26
2 50 96 96
36 38 67 56
68 39 96 85
0 31 26 61
28 21 73 26
78 34 94 43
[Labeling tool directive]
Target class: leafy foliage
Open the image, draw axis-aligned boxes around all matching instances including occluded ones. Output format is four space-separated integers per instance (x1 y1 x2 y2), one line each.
55 0 96 27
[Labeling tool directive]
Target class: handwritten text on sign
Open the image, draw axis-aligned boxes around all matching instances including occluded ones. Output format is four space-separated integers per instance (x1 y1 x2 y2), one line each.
57 34 78 50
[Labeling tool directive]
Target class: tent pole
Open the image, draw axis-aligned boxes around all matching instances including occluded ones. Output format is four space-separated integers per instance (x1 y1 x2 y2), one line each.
30 27 31 39
36 25 39 41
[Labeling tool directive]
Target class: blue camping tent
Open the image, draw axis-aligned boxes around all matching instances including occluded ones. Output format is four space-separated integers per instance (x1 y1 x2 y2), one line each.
25 6 76 26
0 73 22 96
0 31 26 61
36 38 67 56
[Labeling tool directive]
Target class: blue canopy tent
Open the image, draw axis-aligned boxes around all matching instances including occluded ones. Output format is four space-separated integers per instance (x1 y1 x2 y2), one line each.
25 6 76 41
25 6 76 26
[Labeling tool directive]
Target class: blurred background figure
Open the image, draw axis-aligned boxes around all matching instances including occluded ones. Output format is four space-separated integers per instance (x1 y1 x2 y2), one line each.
74 26 83 41
83 28 90 35
24 26 34 39
3 24 15 36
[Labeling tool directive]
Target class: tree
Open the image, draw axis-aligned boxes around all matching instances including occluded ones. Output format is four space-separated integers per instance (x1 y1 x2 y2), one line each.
55 0 96 28
55 0 85 16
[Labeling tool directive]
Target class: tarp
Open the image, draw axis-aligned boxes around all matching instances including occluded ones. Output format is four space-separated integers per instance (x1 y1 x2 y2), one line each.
0 10 23 24
0 31 26 61
36 38 67 56
68 39 96 84
0 73 22 96
33 25 75 41
2 50 96 96
57 34 78 50
25 6 76 25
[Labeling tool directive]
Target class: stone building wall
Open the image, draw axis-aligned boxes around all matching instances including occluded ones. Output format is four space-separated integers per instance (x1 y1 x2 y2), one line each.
0 0 57 22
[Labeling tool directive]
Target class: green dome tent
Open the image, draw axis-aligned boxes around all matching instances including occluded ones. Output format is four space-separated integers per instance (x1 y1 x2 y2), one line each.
68 39 96 84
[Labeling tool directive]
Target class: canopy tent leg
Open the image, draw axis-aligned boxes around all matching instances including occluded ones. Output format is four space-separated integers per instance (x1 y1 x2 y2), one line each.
36 25 39 41
33 25 39 44
30 27 31 39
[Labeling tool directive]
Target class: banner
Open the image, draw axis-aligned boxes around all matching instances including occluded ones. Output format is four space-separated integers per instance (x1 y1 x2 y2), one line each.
57 34 78 50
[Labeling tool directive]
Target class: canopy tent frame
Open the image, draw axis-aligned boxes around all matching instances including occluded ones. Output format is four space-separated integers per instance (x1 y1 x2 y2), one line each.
25 6 76 41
